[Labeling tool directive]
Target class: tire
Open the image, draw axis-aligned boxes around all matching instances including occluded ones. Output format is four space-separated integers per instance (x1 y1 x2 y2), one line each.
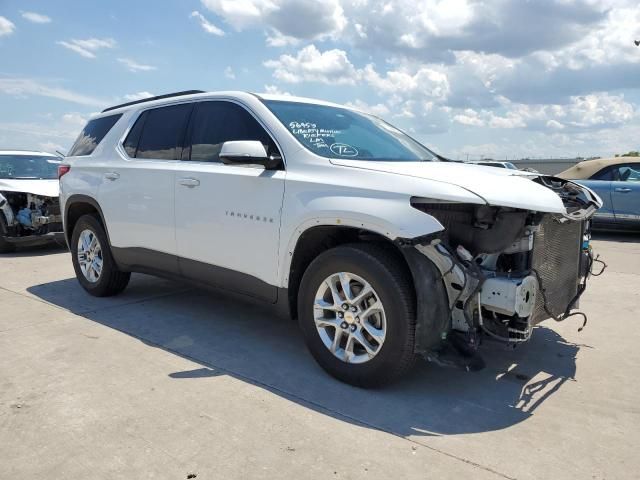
0 215 16 253
70 214 130 297
0 236 15 253
298 243 417 388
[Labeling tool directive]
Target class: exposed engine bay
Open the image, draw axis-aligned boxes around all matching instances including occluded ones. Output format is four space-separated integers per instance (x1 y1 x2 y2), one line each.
408 176 604 367
0 191 63 242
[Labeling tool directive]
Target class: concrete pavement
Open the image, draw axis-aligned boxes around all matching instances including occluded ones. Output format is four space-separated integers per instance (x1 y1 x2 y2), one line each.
1 232 638 479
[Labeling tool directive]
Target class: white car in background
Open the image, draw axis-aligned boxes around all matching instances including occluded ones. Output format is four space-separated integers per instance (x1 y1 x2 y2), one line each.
0 151 64 253
59 91 602 387
468 160 519 170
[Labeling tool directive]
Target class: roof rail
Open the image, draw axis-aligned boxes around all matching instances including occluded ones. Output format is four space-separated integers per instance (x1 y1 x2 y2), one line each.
101 90 205 113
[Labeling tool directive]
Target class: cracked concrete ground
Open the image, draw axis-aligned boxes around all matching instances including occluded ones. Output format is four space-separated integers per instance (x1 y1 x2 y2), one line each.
1 232 638 479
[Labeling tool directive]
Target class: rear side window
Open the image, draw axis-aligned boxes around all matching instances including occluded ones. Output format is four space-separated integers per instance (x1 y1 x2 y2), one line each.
68 114 122 156
130 103 193 160
123 111 147 157
188 101 279 162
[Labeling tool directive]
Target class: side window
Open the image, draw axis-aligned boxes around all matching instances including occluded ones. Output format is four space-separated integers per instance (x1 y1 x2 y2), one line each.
188 101 279 163
591 167 614 181
123 111 147 157
616 164 640 182
134 103 194 160
68 114 122 156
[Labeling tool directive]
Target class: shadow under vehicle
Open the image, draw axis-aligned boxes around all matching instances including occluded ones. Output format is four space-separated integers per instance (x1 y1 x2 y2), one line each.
28 274 582 437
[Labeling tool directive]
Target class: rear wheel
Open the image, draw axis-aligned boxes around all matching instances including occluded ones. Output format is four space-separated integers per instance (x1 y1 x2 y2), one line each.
70 214 130 296
298 244 417 387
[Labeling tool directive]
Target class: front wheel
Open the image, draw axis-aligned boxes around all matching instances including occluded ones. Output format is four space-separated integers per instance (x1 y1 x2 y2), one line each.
0 215 16 253
298 244 417 387
70 214 130 297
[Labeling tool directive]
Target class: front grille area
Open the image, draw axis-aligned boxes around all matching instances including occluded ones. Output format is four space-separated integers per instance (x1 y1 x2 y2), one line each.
531 215 584 324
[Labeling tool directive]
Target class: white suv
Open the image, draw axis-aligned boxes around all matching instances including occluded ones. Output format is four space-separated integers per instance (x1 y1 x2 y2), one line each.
59 90 602 386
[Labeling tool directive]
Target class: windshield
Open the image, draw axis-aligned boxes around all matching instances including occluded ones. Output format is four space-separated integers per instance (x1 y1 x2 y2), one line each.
263 100 438 162
0 155 61 180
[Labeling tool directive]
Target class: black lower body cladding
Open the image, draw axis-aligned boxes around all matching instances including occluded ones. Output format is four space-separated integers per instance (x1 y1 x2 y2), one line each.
400 246 450 354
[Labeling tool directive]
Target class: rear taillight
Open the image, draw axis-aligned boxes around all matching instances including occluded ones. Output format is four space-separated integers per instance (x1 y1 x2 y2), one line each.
58 164 71 179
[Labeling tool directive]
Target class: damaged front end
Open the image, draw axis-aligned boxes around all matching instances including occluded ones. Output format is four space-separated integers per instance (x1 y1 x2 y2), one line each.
0 191 64 249
401 176 603 370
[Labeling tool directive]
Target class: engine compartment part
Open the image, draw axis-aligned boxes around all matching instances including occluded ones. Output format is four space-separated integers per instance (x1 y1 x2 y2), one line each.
410 202 597 365
480 275 537 318
0 191 62 240
411 202 530 255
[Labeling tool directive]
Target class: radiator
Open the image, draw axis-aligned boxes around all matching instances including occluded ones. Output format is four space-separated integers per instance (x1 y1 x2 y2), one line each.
530 215 584 324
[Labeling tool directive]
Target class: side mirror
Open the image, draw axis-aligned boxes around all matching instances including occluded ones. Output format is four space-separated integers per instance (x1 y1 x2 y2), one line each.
220 141 280 169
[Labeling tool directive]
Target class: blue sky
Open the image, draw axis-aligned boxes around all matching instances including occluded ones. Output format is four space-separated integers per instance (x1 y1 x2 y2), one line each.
1 0 639 159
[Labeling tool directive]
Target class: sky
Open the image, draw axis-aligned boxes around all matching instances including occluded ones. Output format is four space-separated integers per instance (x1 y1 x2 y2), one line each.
0 0 639 160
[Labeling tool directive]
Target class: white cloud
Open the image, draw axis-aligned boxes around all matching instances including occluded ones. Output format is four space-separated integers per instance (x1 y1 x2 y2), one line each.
0 78 106 107
200 0 264 30
534 4 640 69
546 120 564 130
201 0 346 41
450 93 635 132
507 93 635 130
123 91 154 101
57 38 116 58
263 84 292 96
345 100 390 117
0 16 16 36
363 64 450 102
487 113 526 129
265 28 299 47
562 93 635 128
60 112 89 129
117 58 157 73
57 41 95 58
0 112 92 153
454 110 485 127
224 66 236 79
190 11 224 36
21 12 52 24
264 45 360 85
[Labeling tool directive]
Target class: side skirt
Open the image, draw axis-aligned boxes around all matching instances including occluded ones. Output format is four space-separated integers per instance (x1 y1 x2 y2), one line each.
111 247 283 306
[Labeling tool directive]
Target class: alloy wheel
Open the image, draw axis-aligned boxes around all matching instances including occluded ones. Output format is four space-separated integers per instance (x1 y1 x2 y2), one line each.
77 229 103 283
313 272 387 364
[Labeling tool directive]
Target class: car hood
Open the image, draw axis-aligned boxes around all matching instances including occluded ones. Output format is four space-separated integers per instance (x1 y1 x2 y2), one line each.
0 179 59 198
330 159 567 213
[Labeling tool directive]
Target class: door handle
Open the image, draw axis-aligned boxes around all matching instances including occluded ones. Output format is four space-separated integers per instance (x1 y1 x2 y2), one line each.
178 177 200 187
104 172 120 181
615 187 632 193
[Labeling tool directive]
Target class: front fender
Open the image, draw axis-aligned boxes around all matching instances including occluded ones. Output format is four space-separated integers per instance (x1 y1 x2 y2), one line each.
278 194 445 287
